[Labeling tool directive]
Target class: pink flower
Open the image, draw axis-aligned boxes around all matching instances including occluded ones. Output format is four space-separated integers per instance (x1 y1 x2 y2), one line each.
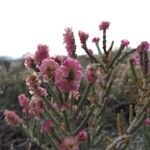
60 136 79 150
28 95 43 118
34 86 48 96
92 37 100 43
18 94 29 107
55 58 83 92
99 21 110 31
4 110 23 126
40 119 54 134
39 58 59 82
51 103 60 111
23 53 35 69
144 118 150 126
63 28 76 58
34 44 49 65
52 55 66 66
86 64 98 83
78 31 89 45
121 39 130 47
76 130 88 141
131 53 140 65
137 41 150 52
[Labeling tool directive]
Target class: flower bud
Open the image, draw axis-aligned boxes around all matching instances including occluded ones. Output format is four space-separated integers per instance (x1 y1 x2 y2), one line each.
76 130 88 141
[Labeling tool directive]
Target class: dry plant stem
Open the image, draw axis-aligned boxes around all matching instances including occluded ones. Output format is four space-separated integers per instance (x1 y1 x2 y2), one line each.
127 113 146 134
106 97 150 149
106 135 131 150
93 122 104 138
117 113 123 136
129 105 134 125
93 133 106 146
127 96 150 134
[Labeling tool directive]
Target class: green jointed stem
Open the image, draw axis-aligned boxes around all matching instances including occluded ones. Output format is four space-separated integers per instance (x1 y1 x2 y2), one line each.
109 45 125 68
113 49 136 69
44 83 59 101
82 44 99 63
103 30 107 55
96 43 102 56
107 41 114 53
52 128 62 142
47 134 59 150
72 105 94 135
43 107 60 127
63 111 71 133
130 59 138 85
73 83 91 119
44 96 62 120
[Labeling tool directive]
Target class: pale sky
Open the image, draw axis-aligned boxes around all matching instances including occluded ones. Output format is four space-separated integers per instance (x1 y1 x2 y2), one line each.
0 0 150 58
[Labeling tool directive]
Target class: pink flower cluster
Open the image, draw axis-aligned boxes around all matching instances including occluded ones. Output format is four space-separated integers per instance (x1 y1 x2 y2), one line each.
131 41 150 65
99 21 110 31
60 130 88 150
86 64 98 83
131 53 140 65
76 130 88 141
4 110 23 126
18 94 30 113
60 136 79 150
24 42 84 93
24 53 35 69
39 58 59 82
137 41 149 52
63 28 76 58
121 39 130 47
24 44 49 70
34 44 49 65
40 119 54 134
92 37 100 43
78 31 89 45
144 118 150 126
18 94 43 118
55 57 83 92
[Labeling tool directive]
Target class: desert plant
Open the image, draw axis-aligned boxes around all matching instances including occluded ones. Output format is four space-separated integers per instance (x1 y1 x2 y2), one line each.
3 21 150 150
